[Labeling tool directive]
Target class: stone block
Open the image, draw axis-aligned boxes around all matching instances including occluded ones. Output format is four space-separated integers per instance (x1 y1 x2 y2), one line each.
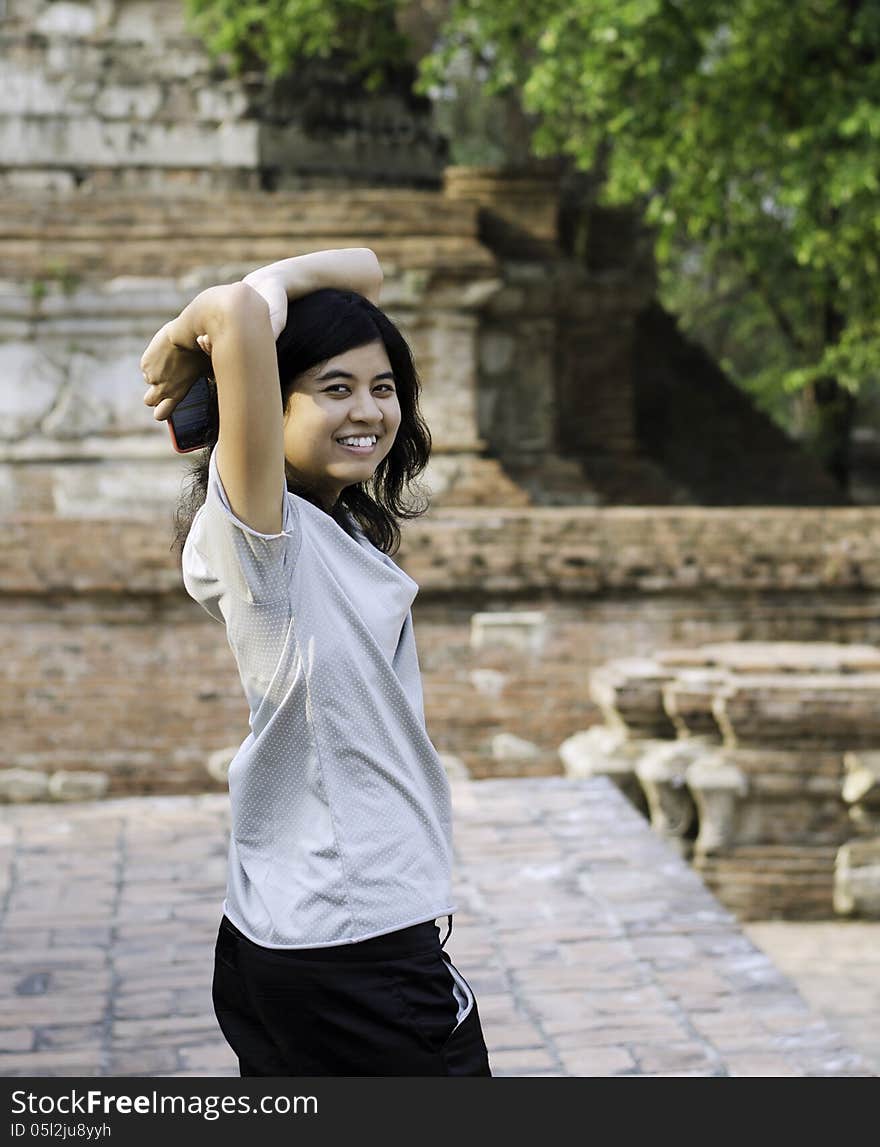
195 86 250 122
834 838 880 917
0 169 78 194
0 769 50 802
635 741 699 855
695 845 838 920
734 792 850 846
656 641 880 675
685 751 748 855
491 733 541 766
470 611 547 656
558 726 650 819
842 750 880 808
713 673 880 748
468 669 507 698
0 67 70 116
113 0 190 43
0 345 62 438
589 657 678 738
47 770 110 801
94 84 163 120
661 669 728 740
0 116 260 168
35 3 98 38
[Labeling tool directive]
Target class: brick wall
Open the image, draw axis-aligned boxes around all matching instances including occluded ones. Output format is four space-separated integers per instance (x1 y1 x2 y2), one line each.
5 505 880 799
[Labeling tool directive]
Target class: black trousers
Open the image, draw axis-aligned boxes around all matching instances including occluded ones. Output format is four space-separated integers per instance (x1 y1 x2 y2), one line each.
212 914 493 1076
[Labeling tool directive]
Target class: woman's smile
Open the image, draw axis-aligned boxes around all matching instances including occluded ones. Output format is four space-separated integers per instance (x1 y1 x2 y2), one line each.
335 437 379 455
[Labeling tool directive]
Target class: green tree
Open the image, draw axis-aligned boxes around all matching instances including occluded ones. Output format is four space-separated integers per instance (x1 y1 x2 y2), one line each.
184 0 880 489
183 0 411 91
416 0 880 488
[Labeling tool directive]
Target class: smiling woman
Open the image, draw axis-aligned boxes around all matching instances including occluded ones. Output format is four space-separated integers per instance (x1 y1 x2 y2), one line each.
141 251 493 1078
167 280 433 559
281 338 402 509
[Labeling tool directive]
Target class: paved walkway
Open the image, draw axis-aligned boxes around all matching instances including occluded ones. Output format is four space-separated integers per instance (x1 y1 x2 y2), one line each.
0 776 875 1077
741 920 880 1076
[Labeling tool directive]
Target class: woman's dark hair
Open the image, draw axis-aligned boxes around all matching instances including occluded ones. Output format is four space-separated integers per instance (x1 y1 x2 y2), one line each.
170 288 433 562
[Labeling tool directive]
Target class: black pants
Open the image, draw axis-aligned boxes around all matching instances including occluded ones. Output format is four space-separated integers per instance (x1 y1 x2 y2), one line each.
212 915 493 1076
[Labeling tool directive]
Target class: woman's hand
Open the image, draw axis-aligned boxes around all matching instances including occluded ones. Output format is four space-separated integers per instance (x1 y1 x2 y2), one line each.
241 249 382 329
140 321 211 422
241 271 289 341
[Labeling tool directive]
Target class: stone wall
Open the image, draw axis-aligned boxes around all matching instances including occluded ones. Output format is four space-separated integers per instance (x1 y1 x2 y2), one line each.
0 0 447 193
564 641 880 921
6 0 880 827
0 187 537 513
6 507 880 805
1 0 852 517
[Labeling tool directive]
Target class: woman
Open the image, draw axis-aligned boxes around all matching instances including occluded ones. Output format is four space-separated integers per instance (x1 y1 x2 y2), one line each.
139 248 492 1077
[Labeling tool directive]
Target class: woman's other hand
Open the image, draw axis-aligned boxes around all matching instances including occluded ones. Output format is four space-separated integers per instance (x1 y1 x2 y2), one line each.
140 321 210 422
241 271 288 341
241 250 382 317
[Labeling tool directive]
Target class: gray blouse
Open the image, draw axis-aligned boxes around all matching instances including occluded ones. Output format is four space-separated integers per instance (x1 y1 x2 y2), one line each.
182 448 456 947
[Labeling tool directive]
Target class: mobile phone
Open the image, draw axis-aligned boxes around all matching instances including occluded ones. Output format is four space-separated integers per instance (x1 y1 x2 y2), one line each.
168 375 216 453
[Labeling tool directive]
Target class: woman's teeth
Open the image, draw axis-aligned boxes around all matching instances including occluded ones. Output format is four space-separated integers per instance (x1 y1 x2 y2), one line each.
336 436 377 453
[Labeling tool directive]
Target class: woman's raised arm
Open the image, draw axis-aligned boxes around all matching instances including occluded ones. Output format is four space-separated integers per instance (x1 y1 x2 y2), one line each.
242 248 383 337
141 283 249 422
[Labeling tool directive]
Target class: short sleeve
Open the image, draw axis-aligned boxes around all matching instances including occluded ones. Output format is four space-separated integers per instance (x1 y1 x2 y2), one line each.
182 448 300 613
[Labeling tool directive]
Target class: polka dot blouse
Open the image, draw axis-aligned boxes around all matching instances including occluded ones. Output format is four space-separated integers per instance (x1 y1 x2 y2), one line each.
181 448 457 948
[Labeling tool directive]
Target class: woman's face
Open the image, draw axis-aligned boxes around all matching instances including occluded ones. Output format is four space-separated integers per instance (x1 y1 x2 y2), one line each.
282 340 401 510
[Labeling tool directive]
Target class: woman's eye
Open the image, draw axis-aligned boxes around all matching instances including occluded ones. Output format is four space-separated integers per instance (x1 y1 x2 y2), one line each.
323 384 395 394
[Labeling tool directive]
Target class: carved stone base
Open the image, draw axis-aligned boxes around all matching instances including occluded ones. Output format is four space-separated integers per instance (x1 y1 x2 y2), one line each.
558 726 650 821
834 838 880 917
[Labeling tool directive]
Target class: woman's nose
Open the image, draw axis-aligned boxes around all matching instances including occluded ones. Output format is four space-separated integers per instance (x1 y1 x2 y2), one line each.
350 395 383 421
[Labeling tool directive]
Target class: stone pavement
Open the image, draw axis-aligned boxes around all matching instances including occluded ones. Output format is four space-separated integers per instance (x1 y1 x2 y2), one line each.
0 775 876 1077
741 920 880 1076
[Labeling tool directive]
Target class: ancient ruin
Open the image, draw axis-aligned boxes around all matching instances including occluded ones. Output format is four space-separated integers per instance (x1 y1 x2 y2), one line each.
5 2 880 826
562 642 880 920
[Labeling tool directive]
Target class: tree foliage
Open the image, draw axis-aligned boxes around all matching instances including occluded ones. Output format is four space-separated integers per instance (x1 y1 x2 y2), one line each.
182 0 410 91
183 0 880 470
417 1 880 409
